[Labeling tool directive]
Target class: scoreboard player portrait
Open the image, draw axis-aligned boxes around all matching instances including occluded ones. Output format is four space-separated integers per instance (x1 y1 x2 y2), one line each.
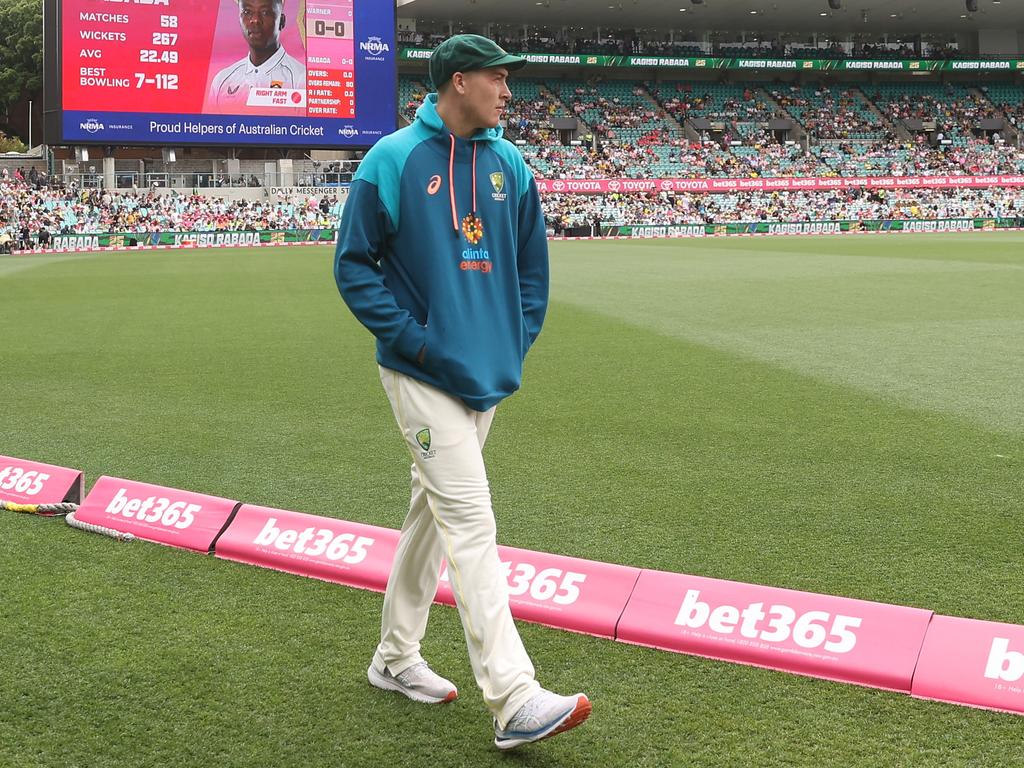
205 0 307 113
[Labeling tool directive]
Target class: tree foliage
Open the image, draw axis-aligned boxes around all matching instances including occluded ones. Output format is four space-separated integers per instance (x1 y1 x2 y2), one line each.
0 0 44 113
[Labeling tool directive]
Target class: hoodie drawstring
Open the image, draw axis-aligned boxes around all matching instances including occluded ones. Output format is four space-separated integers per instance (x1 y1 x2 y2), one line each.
448 134 458 237
447 134 478 239
471 142 478 216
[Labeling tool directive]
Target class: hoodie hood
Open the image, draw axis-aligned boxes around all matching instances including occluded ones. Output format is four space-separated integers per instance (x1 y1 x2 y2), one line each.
413 93 504 237
415 93 505 142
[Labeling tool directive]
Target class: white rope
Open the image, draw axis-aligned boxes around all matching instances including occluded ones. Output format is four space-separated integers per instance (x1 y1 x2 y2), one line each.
0 500 78 516
3 498 135 541
65 509 136 542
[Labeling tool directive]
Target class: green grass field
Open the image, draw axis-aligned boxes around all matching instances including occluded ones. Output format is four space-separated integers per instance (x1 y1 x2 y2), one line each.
2 234 1023 767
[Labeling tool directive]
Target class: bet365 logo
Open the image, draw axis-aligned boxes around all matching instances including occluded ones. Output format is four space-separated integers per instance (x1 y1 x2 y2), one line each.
986 638 1024 682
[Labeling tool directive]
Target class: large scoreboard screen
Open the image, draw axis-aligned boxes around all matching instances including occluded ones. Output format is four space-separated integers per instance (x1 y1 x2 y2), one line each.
44 0 396 148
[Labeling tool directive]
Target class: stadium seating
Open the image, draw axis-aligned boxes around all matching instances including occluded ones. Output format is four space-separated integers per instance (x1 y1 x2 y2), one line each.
544 79 679 144
542 186 1023 232
652 82 776 135
770 84 886 140
399 75 430 124
0 180 342 243
8 60 1024 245
865 83 994 142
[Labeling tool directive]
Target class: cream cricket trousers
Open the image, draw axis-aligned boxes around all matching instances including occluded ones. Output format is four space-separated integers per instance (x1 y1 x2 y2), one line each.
371 366 541 728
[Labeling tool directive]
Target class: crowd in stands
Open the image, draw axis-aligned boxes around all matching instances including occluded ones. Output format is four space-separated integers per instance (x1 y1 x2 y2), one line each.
6 72 1024 249
2 172 1019 251
769 85 882 140
527 135 1024 180
555 82 665 142
869 85 999 140
543 187 1022 233
397 29 975 60
0 179 342 251
397 74 1024 180
654 82 777 126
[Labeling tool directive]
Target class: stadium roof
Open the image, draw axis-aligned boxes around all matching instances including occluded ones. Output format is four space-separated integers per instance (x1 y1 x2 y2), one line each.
398 0 1024 35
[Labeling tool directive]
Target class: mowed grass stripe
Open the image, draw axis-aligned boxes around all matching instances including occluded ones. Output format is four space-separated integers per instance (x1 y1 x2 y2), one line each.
550 235 1024 432
1 241 1023 767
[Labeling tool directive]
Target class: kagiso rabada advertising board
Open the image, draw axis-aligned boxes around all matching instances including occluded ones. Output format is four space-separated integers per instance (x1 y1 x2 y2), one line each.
53 0 395 147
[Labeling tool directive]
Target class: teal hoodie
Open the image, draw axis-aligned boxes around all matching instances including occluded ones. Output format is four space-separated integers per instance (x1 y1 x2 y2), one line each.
334 94 549 411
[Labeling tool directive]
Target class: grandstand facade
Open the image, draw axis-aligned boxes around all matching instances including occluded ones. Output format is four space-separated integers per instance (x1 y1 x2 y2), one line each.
5 0 1024 249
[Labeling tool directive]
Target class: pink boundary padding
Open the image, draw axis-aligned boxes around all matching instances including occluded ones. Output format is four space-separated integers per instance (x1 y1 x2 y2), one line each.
434 545 642 639
213 503 400 591
0 455 83 505
912 615 1024 715
26 464 1024 716
73 475 239 552
617 570 933 692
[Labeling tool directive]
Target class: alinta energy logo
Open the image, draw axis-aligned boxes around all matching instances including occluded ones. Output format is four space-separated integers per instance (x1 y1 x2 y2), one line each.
359 35 390 61
461 212 484 245
80 118 104 134
460 213 492 274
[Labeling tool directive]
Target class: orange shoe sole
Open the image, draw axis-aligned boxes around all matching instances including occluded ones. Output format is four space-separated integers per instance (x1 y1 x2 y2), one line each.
543 695 591 741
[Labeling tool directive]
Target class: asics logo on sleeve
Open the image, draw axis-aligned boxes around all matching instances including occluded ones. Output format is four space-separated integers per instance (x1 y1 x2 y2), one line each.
427 175 442 195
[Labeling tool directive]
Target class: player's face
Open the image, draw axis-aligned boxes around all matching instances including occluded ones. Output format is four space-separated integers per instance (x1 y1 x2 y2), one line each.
239 0 284 53
459 67 512 131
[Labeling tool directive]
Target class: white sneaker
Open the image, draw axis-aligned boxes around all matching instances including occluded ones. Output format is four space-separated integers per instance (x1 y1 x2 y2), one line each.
493 689 591 750
367 662 458 704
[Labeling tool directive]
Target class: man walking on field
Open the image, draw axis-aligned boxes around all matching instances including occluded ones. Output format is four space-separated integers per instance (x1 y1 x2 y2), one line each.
334 34 591 750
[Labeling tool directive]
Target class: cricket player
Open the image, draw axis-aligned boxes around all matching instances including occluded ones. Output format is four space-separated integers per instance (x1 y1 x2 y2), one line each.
334 34 591 750
206 0 305 112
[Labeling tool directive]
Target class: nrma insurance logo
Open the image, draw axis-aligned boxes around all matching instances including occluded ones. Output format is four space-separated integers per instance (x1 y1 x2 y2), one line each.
359 35 391 60
80 118 105 134
338 125 359 138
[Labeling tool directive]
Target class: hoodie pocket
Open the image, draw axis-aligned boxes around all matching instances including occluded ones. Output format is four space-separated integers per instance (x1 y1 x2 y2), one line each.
421 317 441 371
421 321 472 391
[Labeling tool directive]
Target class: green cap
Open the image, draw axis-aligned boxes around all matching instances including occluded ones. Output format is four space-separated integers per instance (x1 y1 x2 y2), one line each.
429 34 527 90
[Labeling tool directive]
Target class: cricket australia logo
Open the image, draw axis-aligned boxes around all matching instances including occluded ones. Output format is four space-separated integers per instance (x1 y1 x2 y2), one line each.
415 428 436 459
489 172 507 202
